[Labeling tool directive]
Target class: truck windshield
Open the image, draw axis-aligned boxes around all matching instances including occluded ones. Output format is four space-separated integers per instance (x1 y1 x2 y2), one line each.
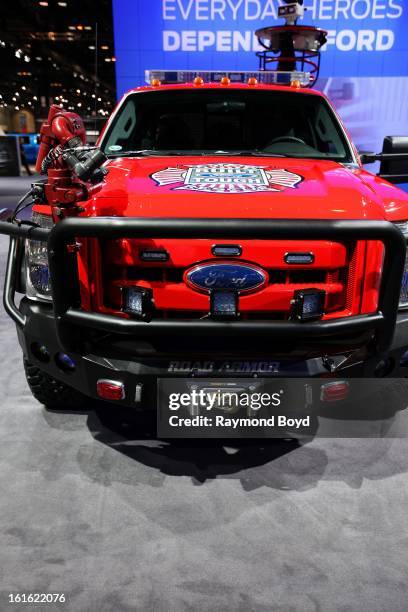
102 89 354 162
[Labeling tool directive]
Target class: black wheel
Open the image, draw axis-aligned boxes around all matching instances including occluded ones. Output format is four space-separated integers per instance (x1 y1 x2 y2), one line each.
24 359 89 410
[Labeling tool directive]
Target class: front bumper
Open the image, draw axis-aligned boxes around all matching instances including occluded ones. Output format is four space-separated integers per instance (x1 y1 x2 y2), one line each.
15 298 408 409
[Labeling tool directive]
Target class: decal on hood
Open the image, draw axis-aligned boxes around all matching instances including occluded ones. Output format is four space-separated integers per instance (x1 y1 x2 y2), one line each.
150 163 303 194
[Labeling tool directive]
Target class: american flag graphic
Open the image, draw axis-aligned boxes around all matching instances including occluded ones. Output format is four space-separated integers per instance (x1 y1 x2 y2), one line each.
150 164 303 194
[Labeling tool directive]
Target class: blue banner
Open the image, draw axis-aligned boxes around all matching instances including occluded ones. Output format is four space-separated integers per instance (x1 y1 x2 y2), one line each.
112 1 408 153
113 0 407 93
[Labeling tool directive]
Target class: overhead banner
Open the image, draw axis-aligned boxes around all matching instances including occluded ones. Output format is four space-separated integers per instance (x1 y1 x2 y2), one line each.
112 0 408 152
113 0 407 90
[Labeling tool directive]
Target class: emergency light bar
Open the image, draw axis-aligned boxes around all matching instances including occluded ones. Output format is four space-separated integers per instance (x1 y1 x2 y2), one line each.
145 70 311 87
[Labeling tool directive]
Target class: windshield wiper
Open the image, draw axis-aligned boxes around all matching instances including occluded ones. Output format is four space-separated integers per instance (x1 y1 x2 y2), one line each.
107 149 347 162
107 149 194 158
236 151 287 157
106 149 291 158
107 150 158 158
188 150 288 157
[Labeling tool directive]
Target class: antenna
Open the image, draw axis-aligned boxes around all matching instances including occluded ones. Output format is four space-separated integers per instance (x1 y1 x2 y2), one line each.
93 22 98 136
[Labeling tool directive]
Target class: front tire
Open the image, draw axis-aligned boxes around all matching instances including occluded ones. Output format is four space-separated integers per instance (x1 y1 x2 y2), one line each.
24 360 89 410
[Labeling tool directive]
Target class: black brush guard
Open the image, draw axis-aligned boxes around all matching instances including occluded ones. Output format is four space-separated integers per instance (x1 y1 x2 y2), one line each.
1 217 406 354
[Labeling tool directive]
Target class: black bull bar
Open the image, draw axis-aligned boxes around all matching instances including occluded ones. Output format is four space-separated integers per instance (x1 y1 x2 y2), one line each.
0 217 406 354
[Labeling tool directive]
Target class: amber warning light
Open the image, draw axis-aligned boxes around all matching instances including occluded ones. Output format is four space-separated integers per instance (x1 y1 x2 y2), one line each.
145 70 311 87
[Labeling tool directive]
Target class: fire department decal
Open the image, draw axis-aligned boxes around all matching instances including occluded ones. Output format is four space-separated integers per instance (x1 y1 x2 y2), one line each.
150 163 303 194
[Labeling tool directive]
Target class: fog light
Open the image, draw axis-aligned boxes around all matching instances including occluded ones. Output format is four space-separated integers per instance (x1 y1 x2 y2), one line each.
320 381 350 402
55 352 76 372
122 287 152 319
97 379 125 401
210 290 238 318
292 288 325 321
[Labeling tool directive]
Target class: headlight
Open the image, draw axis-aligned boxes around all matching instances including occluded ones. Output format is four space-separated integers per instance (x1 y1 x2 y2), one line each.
26 212 53 301
395 221 408 309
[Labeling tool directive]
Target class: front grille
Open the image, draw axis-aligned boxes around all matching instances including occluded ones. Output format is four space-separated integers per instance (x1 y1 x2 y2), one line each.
90 237 369 321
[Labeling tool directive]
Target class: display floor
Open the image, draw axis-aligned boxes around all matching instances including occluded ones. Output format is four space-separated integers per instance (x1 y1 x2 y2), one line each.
1 178 408 611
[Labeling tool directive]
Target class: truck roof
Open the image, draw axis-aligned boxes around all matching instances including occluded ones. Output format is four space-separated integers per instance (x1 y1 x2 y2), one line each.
124 81 325 98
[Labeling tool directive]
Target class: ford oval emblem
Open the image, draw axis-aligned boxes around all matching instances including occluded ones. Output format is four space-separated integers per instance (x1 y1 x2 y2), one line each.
185 262 268 294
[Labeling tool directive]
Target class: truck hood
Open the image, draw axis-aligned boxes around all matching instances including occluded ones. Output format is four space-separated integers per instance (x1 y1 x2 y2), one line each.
90 155 408 221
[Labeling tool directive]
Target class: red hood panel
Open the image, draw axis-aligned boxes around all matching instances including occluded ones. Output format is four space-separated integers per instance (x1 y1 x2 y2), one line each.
91 156 408 221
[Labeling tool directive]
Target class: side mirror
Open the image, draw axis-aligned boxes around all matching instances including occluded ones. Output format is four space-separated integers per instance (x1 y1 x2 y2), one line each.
359 151 376 165
379 136 408 184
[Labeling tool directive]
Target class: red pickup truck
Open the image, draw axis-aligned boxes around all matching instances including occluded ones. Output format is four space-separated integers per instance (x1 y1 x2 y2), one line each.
1 74 408 410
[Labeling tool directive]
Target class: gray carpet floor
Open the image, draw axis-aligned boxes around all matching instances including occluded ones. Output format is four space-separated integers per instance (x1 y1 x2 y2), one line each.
1 179 408 611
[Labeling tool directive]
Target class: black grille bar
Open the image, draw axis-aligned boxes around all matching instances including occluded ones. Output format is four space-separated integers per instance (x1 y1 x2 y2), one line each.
47 217 405 353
